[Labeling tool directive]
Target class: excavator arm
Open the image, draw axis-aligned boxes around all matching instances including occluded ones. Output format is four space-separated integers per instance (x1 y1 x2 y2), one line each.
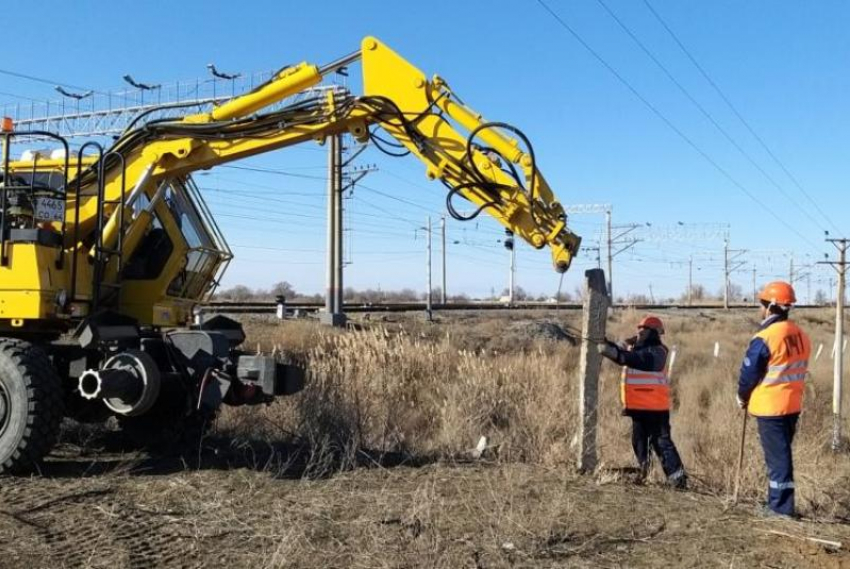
0 37 585 475
359 37 580 271
6 36 581 325
83 37 580 268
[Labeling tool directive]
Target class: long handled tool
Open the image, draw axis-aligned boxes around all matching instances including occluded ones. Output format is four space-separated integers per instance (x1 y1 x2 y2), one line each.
732 410 749 505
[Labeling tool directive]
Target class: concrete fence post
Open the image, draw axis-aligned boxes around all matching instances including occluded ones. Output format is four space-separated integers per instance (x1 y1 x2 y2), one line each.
577 268 609 473
667 346 678 380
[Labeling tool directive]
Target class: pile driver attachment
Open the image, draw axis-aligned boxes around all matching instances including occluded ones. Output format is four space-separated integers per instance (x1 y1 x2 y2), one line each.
0 36 581 473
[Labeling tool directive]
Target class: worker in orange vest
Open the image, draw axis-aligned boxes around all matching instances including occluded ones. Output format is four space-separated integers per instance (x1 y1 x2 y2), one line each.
737 281 810 517
598 316 687 488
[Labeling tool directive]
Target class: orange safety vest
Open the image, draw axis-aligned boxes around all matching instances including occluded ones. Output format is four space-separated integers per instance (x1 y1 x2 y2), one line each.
748 320 810 417
620 347 670 411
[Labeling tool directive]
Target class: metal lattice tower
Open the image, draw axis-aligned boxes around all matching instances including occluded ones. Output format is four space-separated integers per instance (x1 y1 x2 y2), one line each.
634 222 730 243
564 203 611 215
2 70 343 139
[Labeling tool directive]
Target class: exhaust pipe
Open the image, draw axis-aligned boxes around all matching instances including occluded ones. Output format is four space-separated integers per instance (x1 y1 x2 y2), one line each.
78 350 161 416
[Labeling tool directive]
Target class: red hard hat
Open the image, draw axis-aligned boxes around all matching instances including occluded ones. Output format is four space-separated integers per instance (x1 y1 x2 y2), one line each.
638 316 664 334
758 281 796 306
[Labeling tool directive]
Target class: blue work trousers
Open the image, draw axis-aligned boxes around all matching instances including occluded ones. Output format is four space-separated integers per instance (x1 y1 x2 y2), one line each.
629 410 685 483
756 414 799 516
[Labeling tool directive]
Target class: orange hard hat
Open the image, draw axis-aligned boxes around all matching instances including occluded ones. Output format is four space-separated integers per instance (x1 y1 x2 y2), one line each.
638 316 664 334
758 281 796 306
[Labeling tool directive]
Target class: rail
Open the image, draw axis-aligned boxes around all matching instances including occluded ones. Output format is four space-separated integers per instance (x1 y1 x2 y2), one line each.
199 301 832 315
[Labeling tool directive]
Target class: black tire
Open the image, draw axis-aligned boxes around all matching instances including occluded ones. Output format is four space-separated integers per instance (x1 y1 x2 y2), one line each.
0 338 64 474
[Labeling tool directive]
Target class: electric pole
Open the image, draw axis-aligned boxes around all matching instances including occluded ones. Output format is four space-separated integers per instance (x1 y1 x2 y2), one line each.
752 265 757 306
807 273 812 306
321 138 375 327
426 216 433 320
688 256 693 306
322 133 345 327
440 216 447 304
333 134 344 321
606 214 641 304
723 240 747 310
503 229 516 304
509 241 516 304
821 238 848 451
724 240 729 309
606 209 613 299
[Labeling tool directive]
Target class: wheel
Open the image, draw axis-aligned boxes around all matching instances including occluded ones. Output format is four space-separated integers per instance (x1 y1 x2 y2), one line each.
0 339 64 474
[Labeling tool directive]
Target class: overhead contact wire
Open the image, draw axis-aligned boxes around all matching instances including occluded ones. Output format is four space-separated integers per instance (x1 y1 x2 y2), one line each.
535 0 822 253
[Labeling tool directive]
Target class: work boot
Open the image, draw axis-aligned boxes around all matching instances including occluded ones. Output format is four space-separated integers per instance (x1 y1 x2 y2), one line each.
667 470 687 490
756 504 797 520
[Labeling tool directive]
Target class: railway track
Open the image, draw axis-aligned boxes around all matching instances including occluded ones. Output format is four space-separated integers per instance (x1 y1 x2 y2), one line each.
199 301 828 315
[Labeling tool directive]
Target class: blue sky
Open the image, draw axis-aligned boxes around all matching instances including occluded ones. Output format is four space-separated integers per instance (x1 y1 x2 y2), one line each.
2 0 847 300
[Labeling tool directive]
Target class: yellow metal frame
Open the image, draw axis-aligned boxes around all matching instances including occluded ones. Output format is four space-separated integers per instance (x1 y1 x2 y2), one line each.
1 36 580 330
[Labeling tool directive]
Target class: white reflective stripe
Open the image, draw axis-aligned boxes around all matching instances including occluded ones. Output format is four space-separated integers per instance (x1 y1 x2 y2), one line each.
768 360 807 373
624 368 669 386
624 378 669 386
625 369 667 378
765 360 808 381
762 373 807 385
768 480 795 490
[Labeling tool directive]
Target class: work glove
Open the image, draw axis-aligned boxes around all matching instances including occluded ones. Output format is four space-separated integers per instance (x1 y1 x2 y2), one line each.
596 340 620 361
736 394 748 410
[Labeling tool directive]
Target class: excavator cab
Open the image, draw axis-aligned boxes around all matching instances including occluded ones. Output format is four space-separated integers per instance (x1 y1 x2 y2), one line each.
119 174 232 325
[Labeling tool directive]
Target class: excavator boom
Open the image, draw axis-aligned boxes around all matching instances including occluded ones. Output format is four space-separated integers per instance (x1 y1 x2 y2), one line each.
0 36 583 475
2 36 582 327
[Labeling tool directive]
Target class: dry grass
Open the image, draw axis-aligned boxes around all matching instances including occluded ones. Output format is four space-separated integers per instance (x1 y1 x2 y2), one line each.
230 316 581 474
7 462 848 568
4 308 850 568
226 308 850 521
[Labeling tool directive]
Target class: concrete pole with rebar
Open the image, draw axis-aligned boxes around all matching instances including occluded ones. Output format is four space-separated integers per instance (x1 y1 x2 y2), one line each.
577 268 609 473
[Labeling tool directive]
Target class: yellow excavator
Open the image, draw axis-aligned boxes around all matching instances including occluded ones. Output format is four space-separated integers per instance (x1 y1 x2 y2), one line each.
0 37 581 473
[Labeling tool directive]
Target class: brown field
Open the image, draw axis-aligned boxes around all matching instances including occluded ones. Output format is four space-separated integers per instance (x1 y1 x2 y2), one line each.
2 308 850 568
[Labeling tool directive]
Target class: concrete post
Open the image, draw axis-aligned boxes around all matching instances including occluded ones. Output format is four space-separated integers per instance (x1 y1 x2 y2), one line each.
321 134 346 327
577 268 609 473
426 216 432 320
441 216 447 305
834 243 846 451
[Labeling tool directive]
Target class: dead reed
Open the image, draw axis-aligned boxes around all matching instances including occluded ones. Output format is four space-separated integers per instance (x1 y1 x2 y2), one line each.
223 309 850 519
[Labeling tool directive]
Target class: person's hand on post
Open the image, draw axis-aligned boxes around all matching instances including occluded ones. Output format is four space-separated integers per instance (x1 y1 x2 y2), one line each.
736 394 748 410
596 340 620 361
